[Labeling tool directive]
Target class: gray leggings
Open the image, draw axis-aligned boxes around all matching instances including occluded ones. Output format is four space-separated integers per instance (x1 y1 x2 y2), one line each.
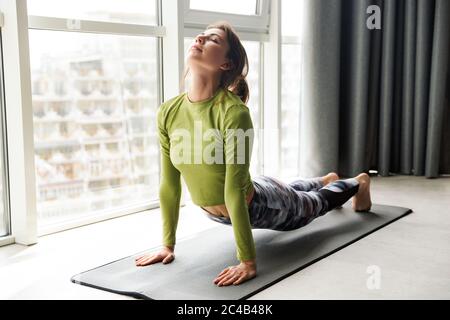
206 175 360 231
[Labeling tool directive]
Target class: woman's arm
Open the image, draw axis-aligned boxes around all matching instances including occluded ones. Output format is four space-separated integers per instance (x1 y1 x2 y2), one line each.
223 104 256 263
157 105 182 248
135 107 180 267
214 104 258 286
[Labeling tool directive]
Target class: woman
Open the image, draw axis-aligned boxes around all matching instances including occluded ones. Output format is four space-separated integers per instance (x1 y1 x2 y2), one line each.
135 21 372 287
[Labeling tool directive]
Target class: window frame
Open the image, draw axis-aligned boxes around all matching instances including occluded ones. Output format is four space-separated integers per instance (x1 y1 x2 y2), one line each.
183 0 270 36
1 0 37 245
0 11 13 244
28 16 165 37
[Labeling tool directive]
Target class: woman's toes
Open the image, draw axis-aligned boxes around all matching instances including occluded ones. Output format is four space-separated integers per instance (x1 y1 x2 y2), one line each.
329 172 339 182
323 172 340 185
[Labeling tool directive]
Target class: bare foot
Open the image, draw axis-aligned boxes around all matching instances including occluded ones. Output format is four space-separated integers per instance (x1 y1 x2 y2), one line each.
351 173 372 212
322 172 339 186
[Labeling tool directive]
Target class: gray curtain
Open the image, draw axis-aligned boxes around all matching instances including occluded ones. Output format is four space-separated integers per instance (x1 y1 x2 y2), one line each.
299 0 449 178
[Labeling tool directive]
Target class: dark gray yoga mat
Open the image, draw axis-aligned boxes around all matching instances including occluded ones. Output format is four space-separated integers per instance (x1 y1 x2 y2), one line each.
71 203 412 300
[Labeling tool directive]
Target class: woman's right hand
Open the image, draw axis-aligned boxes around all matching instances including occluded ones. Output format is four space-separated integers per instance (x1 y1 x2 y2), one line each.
135 246 175 266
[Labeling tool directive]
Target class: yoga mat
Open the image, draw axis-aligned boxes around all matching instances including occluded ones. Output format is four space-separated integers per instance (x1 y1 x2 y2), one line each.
71 203 412 300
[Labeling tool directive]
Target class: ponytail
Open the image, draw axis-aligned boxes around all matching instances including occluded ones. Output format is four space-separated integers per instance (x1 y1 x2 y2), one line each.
228 76 249 104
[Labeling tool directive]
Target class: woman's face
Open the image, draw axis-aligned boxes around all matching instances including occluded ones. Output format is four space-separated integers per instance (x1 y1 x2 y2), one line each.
187 28 232 74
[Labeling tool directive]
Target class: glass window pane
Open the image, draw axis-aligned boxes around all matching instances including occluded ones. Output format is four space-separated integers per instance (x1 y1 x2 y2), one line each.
242 41 262 177
282 0 303 37
190 0 258 15
0 33 8 237
27 0 157 26
280 43 302 179
29 30 159 229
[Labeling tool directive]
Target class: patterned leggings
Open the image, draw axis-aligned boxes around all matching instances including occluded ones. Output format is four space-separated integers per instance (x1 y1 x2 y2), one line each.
206 175 360 231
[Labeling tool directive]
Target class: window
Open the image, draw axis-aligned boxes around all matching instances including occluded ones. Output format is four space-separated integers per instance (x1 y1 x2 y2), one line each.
189 0 258 16
280 44 302 178
27 1 160 232
3 0 279 243
280 0 303 179
0 31 10 237
281 0 302 38
243 42 263 177
184 0 270 36
27 0 157 25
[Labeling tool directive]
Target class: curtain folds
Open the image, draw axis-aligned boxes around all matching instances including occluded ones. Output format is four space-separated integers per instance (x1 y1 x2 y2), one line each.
299 0 449 178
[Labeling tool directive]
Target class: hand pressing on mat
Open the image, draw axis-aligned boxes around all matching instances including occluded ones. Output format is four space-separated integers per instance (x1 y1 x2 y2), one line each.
213 260 257 286
135 246 175 266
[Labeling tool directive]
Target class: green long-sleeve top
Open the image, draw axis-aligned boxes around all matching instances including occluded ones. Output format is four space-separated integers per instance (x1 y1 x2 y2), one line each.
157 87 256 262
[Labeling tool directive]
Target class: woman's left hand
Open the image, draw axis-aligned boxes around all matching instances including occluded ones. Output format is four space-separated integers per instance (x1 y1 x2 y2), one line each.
213 261 257 286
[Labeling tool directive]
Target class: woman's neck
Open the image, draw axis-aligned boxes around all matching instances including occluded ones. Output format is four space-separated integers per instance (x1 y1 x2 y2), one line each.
187 72 221 102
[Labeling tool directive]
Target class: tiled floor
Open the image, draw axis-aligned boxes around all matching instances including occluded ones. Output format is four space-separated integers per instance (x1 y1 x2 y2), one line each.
1 175 449 299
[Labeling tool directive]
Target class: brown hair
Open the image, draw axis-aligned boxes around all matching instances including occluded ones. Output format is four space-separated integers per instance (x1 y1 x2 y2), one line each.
181 21 250 104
